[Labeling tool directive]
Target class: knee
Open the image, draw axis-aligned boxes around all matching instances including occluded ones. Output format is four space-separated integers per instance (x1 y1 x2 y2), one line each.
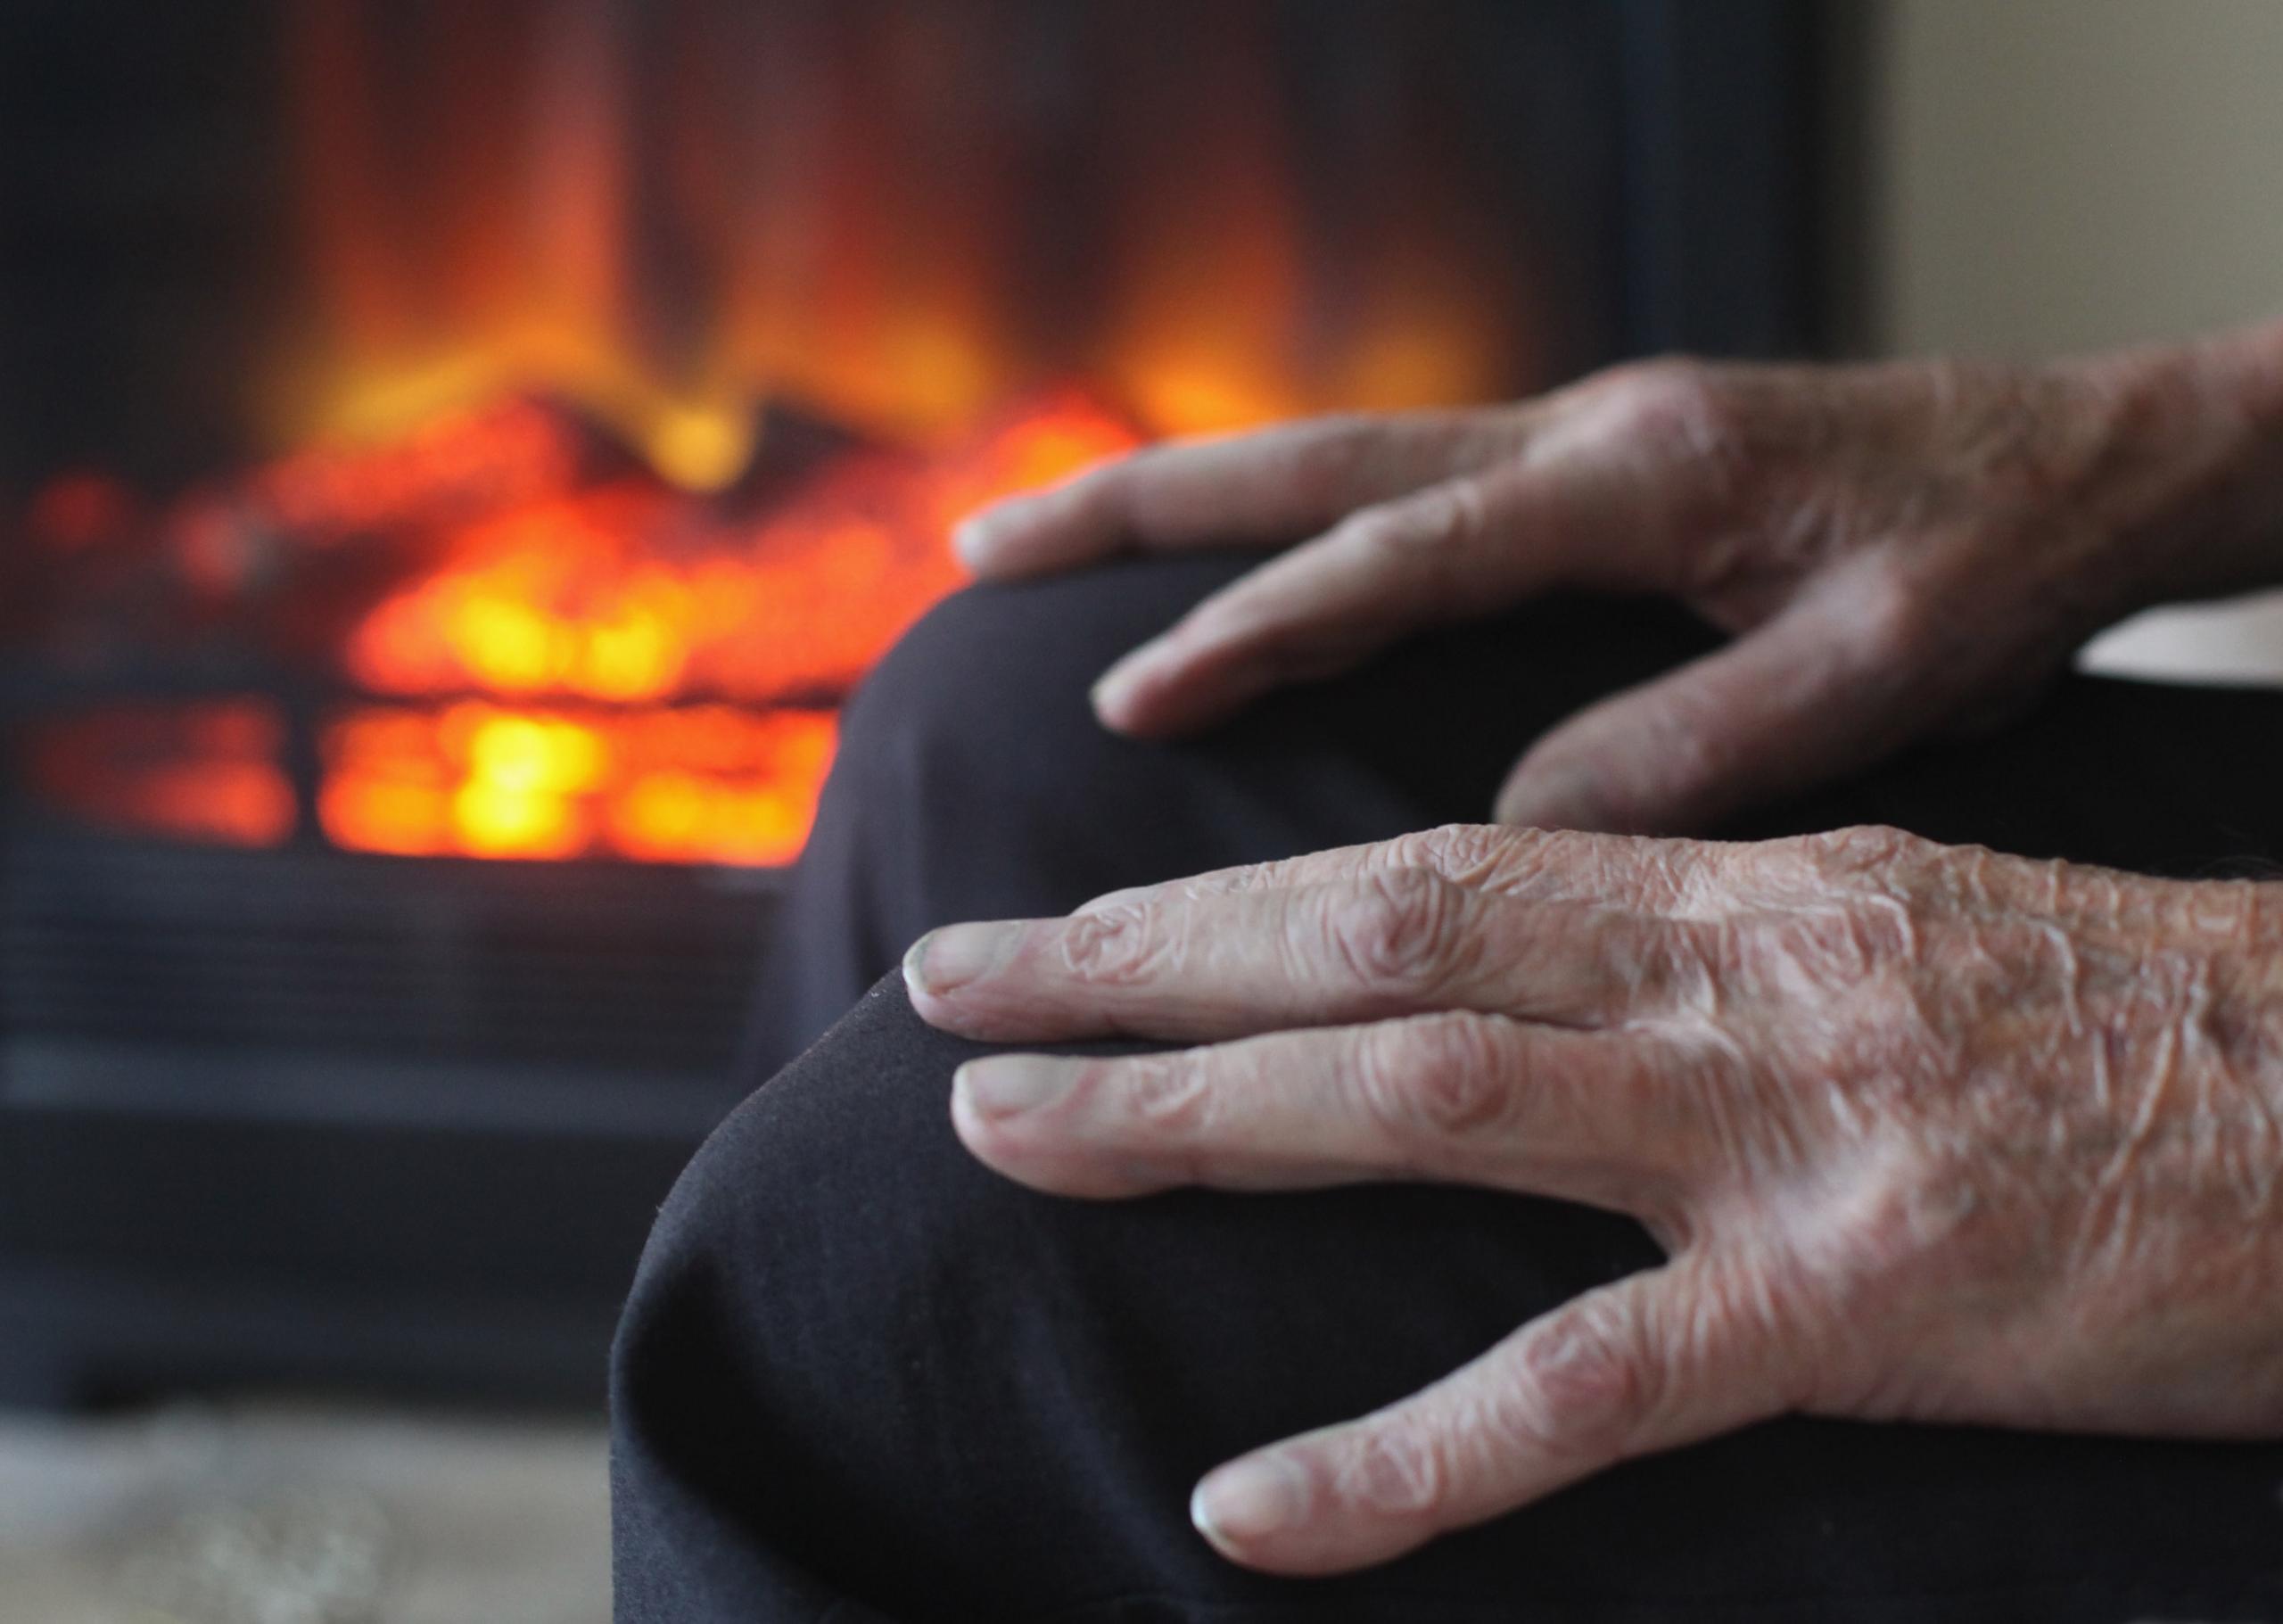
614 972 1276 1609
613 972 1662 1612
614 979 987 1417
612 975 1072 1604
828 552 1257 815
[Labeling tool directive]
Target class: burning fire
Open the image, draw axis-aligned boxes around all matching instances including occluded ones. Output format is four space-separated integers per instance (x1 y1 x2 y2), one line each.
24 391 1138 864
26 701 298 851
271 1 1514 475
311 390 1134 863
21 3 1520 867
321 702 837 866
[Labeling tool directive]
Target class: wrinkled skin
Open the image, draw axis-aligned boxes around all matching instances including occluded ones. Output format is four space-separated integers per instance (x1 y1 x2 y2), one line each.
903 824 2283 1575
908 335 2283 1574
957 345 2283 832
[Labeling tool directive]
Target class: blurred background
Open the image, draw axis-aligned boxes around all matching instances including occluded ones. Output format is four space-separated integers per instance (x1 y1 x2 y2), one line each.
1873 0 2283 680
2 2 2280 1619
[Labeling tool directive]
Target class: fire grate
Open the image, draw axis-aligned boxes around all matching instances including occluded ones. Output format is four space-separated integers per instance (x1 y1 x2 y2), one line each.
2 828 771 1075
0 812 777 1406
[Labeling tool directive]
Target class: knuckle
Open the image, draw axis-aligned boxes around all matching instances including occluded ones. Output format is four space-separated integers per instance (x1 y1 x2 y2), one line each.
1185 858 1285 902
1056 903 1175 986
1115 1051 1216 1137
1640 919 1723 1012
1842 560 1937 667
1744 827 1933 910
1392 823 1529 888
1799 823 1933 877
1767 904 1859 961
1341 478 1489 562
1325 1422 1451 1522
1284 414 1379 492
1596 357 1741 459
1751 906 1895 992
1355 1013 1515 1142
1323 867 1473 990
1597 355 1702 399
1513 1297 1657 1455
1213 415 1388 516
1331 503 1405 557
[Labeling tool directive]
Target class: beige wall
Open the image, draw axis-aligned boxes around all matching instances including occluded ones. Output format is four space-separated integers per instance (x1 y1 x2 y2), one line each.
1870 0 2283 357
1864 0 2283 677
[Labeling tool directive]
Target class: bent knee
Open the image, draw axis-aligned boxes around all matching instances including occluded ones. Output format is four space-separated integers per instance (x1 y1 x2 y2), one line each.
611 976 1188 1606
833 553 1259 794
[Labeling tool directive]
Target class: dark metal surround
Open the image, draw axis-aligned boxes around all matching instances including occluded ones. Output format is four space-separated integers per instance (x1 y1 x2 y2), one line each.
0 825 771 1405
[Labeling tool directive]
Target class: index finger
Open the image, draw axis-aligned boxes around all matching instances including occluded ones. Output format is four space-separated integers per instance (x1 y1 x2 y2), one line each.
1075 825 1734 922
903 869 1704 1043
953 409 1527 579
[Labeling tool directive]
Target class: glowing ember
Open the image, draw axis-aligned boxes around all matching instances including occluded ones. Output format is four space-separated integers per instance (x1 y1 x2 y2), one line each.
28 701 297 850
29 472 141 552
341 481 696 700
248 397 592 543
320 702 836 866
298 391 1135 862
18 389 1138 866
340 392 1137 708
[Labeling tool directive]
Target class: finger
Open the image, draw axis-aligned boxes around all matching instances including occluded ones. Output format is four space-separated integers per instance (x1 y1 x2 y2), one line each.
1074 824 1731 921
903 869 1702 1043
1083 386 1741 739
1086 470 1552 735
1495 581 1933 836
951 1012 1710 1213
1089 442 1677 738
952 410 1524 579
1191 1250 1793 1575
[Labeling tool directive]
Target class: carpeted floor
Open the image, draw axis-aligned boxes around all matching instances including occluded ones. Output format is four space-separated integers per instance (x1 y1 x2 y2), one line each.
0 1400 609 1624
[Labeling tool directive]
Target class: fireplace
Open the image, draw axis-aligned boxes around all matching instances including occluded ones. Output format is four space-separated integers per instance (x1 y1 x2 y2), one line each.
0 0 1837 1403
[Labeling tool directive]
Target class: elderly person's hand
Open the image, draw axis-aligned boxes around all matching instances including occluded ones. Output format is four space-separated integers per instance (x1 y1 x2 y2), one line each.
956 339 2283 832
903 824 2283 1575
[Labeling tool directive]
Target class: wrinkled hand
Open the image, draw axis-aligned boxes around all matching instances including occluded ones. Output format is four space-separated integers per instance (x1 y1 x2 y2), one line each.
904 824 2283 1574
957 351 2258 832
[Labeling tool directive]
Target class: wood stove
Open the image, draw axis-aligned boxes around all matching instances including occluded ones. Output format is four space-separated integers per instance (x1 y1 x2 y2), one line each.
0 0 1838 1404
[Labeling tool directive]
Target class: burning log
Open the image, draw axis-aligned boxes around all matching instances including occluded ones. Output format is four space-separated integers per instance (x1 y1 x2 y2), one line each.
12 385 1140 866
9 395 649 672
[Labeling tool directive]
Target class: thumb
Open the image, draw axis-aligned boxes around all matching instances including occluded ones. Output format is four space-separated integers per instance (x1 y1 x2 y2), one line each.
1494 596 1931 835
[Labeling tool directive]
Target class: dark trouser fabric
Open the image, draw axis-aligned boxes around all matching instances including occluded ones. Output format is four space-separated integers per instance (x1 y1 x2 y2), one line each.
616 554 2283 1623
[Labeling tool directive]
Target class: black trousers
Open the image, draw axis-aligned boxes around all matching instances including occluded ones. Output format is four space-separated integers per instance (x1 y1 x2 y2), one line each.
614 554 2283 1622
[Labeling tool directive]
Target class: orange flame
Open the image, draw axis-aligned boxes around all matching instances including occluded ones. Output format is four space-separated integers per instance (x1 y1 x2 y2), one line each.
319 702 837 866
32 7 1525 868
273 3 1513 474
314 391 1134 862
28 702 297 849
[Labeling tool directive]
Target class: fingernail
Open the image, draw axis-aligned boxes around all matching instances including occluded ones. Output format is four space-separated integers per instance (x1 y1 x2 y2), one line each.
1088 672 1129 724
951 516 997 569
1496 768 1601 830
955 1056 1074 1119
903 922 1023 996
1091 641 1166 724
1191 1454 1304 1552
